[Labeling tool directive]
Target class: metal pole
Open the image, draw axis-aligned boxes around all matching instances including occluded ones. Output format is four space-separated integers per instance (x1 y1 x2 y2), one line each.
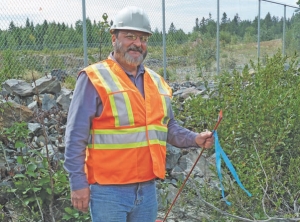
82 0 88 66
216 0 220 74
259 0 299 56
257 0 261 59
261 0 298 8
162 0 167 80
282 5 286 56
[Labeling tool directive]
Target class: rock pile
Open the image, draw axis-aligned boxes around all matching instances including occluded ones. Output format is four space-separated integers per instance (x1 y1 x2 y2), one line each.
0 74 221 221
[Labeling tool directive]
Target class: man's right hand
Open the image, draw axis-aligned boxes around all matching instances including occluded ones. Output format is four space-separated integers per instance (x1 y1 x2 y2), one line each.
71 187 90 213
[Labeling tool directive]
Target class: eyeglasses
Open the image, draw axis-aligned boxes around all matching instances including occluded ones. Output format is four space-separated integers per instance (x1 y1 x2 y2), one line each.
122 32 149 42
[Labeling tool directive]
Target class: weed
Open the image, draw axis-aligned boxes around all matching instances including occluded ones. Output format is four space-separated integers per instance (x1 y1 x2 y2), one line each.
63 75 77 90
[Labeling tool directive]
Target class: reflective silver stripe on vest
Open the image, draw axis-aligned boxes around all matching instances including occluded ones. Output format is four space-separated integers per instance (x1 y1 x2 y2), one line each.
146 68 172 124
146 68 171 95
109 92 132 126
148 128 168 142
91 63 134 127
88 125 167 149
161 95 171 124
93 63 123 93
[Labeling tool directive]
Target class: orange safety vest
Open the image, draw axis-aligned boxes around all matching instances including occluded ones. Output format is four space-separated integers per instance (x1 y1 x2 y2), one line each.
83 59 172 185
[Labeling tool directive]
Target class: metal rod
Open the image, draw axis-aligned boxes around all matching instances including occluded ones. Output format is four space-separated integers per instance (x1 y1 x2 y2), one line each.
82 0 88 66
162 0 167 80
257 0 261 59
216 0 220 74
258 0 297 59
261 0 299 9
283 5 286 56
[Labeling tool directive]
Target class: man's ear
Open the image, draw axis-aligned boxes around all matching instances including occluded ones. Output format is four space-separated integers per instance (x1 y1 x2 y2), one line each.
111 34 116 46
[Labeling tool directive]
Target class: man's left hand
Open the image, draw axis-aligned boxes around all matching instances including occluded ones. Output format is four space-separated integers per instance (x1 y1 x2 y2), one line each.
195 131 214 149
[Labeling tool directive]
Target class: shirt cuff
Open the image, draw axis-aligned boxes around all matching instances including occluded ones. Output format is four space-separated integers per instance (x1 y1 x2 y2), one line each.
69 174 89 191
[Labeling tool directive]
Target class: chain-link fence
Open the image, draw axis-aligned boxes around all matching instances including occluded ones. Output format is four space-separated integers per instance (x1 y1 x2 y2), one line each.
0 0 299 83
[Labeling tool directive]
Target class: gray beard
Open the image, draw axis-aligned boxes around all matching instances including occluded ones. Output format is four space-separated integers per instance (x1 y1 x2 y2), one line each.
114 39 147 66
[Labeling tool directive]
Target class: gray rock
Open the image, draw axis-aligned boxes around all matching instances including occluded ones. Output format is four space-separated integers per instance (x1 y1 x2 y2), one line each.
28 123 41 134
56 94 71 111
2 79 34 97
0 100 34 128
42 94 57 111
32 74 61 94
166 143 182 170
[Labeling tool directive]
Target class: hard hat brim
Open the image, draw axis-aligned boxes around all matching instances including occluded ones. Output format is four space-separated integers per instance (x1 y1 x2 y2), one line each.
110 27 152 36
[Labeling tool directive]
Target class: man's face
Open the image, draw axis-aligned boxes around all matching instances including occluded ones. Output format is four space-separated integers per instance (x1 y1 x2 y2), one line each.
113 30 149 66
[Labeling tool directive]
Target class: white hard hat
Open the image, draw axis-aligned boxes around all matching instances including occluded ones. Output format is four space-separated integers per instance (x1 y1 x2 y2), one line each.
110 6 152 35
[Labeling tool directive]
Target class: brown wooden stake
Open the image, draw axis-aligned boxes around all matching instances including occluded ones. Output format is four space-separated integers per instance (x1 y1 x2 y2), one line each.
161 147 205 222
160 110 223 221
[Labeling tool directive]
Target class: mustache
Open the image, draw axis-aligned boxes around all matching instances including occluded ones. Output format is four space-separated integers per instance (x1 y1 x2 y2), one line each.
127 45 143 54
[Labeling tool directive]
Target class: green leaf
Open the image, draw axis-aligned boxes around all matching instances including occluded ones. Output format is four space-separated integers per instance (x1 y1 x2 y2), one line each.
32 187 41 192
27 163 37 172
14 173 26 178
24 197 35 205
62 214 72 220
15 141 25 148
39 177 50 184
26 171 36 177
46 187 52 194
64 207 74 214
16 156 24 164
22 188 31 194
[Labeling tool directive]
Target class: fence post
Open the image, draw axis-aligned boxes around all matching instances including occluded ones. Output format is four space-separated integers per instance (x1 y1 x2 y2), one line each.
283 5 286 56
162 0 167 80
216 0 220 74
259 0 298 59
257 0 261 59
82 0 88 67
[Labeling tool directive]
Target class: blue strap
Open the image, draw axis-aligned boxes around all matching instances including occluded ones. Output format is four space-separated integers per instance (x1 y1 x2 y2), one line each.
214 130 252 205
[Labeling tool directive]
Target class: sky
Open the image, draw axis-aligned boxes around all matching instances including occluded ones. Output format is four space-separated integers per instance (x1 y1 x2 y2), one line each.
0 0 299 33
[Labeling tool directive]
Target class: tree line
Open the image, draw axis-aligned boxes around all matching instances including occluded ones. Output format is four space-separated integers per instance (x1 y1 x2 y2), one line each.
0 11 300 52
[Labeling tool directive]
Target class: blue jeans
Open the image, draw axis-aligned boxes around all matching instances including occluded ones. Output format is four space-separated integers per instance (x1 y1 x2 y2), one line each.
89 180 158 222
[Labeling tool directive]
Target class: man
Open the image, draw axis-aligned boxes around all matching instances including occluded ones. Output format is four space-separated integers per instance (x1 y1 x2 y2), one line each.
64 6 214 222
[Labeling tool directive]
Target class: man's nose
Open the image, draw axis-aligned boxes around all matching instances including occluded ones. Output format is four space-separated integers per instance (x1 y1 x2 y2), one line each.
132 36 143 46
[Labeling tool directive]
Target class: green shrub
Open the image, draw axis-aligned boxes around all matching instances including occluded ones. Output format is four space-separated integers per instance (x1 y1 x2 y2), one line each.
172 51 300 219
1 121 89 221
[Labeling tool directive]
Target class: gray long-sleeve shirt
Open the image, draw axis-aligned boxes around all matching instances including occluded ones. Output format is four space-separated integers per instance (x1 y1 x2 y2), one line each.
64 59 199 191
